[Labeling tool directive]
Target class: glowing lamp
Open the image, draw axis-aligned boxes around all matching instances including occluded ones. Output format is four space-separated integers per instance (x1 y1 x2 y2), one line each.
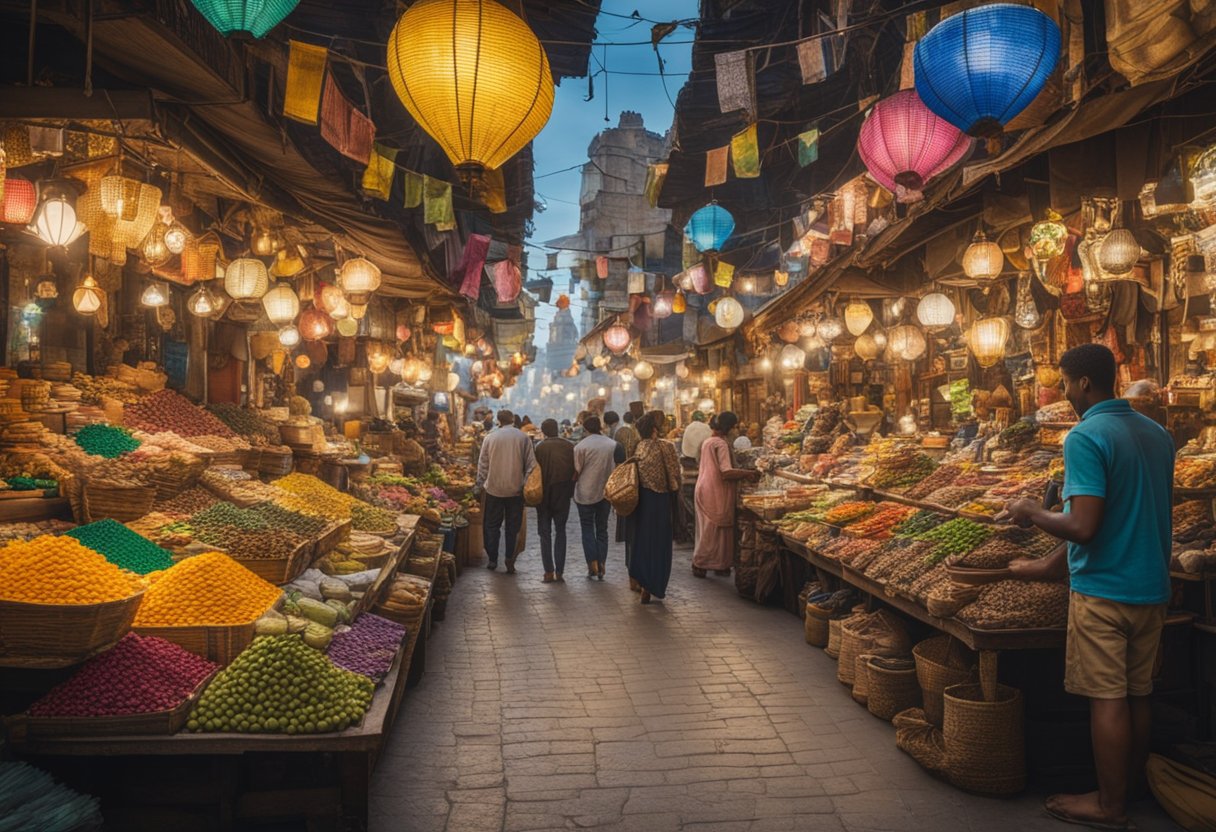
774 269 789 287
916 292 955 328
295 353 311 370
779 343 806 371
887 325 927 361
335 318 358 337
962 231 1004 281
968 317 1010 367
2 179 37 224
279 326 301 347
685 203 735 253
386 0 554 179
672 290 687 314
652 291 674 319
31 196 86 247
262 281 300 325
318 284 346 316
854 334 880 360
100 176 141 219
224 258 269 300
1030 210 1067 262
1098 228 1140 276
72 275 103 315
396 324 412 342
350 303 368 320
141 282 169 308
857 89 972 202
189 0 298 38
633 360 655 380
844 299 873 336
714 296 745 330
338 257 381 304
300 307 334 341
603 323 631 354
163 223 189 254
187 284 219 317
816 316 844 342
142 225 171 266
676 362 689 379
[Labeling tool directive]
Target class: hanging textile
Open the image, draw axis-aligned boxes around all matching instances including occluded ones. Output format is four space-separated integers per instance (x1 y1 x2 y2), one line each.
361 143 397 200
482 167 507 214
423 176 454 229
715 49 754 115
705 146 729 187
797 129 820 167
797 36 839 84
493 245 523 303
644 162 668 208
284 41 328 123
454 234 491 300
731 124 760 178
320 74 374 164
714 261 735 288
596 255 609 279
403 172 423 208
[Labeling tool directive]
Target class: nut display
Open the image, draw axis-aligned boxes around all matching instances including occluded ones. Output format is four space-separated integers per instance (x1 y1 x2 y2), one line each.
893 509 948 538
125 390 236 438
904 464 965 500
956 579 1069 629
1176 457 1216 489
913 518 992 564
822 501 875 526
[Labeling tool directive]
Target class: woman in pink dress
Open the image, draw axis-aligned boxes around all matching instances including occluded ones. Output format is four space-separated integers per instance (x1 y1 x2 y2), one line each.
692 412 760 578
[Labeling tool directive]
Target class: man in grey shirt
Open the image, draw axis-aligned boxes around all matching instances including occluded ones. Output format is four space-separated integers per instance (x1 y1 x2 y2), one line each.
476 409 536 573
573 416 624 580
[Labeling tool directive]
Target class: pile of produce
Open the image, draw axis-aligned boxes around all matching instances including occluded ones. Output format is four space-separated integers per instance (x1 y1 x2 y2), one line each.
868 445 937 490
1176 456 1216 489
912 517 991 564
996 419 1039 451
903 464 965 501
0 762 103 831
375 574 431 627
842 503 915 539
188 502 308 560
328 613 406 681
923 485 986 508
27 633 216 718
351 502 397 534
206 403 282 445
861 539 937 579
0 536 140 604
959 499 1003 517
950 537 1024 569
189 634 373 733
893 510 947 538
360 473 465 521
1174 500 1216 544
273 473 357 520
1035 400 1078 423
66 519 175 574
0 519 74 544
818 537 883 565
73 423 141 458
198 468 279 505
822 501 874 526
154 487 216 517
133 552 281 627
125 389 235 438
956 580 1069 629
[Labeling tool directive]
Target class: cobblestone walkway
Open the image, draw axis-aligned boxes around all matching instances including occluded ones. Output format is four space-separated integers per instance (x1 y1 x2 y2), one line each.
371 512 1177 832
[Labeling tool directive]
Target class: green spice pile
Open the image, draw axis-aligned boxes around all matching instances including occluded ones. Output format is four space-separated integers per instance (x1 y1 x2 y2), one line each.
188 634 374 734
65 519 175 574
73 423 141 458
188 502 308 560
4 476 57 491
893 510 946 538
206 403 282 445
351 502 397 533
913 517 992 564
253 502 328 537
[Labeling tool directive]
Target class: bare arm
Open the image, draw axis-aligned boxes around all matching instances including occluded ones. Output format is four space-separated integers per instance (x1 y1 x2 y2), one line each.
1001 495 1105 545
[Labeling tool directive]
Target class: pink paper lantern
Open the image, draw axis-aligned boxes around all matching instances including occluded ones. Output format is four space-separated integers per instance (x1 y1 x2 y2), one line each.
1 179 37 224
858 90 972 203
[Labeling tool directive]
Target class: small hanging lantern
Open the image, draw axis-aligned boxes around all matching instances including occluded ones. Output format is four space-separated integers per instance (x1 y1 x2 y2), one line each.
1029 210 1068 263
967 317 1011 367
854 334 880 360
675 362 690 379
714 296 745 330
299 307 334 341
329 295 351 321
35 277 58 299
1098 228 1140 277
295 353 311 370
72 275 103 315
1 179 38 224
652 290 674 319
335 317 359 337
603 323 631 354
672 290 687 314
844 299 873 336
163 222 189 255
633 360 655 380
187 283 219 317
100 176 141 220
318 284 346 316
338 257 382 304
141 224 172 267
962 231 1004 281
779 343 806 371
396 324 412 342
189 0 300 38
270 247 306 278
778 321 801 343
140 282 169 308
350 302 368 320
1013 272 1041 329
30 195 86 247
916 292 955 328
279 325 301 347
816 316 844 342
224 258 269 300
262 280 300 325
887 325 927 361
774 269 789 287
684 202 735 253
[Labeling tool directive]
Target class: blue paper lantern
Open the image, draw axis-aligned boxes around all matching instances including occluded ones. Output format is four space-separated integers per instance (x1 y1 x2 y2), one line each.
684 203 735 254
914 4 1061 138
189 0 299 38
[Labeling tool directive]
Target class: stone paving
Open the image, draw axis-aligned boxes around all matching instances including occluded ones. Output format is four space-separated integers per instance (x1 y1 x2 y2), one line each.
370 512 1179 832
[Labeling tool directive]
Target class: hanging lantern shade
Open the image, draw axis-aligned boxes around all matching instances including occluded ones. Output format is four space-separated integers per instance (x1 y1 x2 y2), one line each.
224 258 269 300
187 284 219 317
1098 228 1140 276
189 0 299 38
962 231 1004 281
335 317 359 337
778 320 801 343
99 176 141 220
163 223 189 254
270 247 306 278
35 277 58 299
318 284 346 316
857 90 972 202
854 334 880 360
968 317 1011 367
779 343 806 371
603 323 631 354
1014 272 1041 329
350 303 368 320
295 353 311 370
714 296 745 330
338 257 382 304
368 351 391 374
386 0 554 179
653 290 674 319
888 325 927 361
844 299 873 336
675 362 689 379
1 179 37 224
1029 210 1068 262
141 224 171 267
279 325 301 348
914 3 1061 138
72 275 103 315
633 360 655 380
916 292 956 328
671 290 687 314
816 316 844 342
300 307 334 341
396 324 412 342
31 196 86 247
262 281 300 325
329 295 352 321
684 203 735 253
140 282 169 308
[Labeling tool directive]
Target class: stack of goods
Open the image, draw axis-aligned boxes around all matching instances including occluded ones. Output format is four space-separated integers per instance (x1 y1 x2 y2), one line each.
133 552 281 627
0 762 103 831
73 423 141 458
198 468 280 506
49 382 83 411
924 485 988 510
327 613 406 682
904 464 966 501
124 389 235 438
26 632 217 718
0 453 70 494
0 399 28 428
842 503 916 539
950 527 1057 568
1176 456 1216 490
867 442 938 491
802 403 843 455
956 580 1069 629
893 509 947 538
1035 400 1078 424
66 519 175 574
360 472 468 525
334 531 394 565
41 361 73 383
913 518 992 565
0 519 75 543
984 472 1053 503
0 535 141 604
273 473 357 520
819 537 884 566
131 431 214 456
802 490 860 521
188 634 374 733
351 502 398 534
860 538 937 580
376 573 431 628
152 486 217 519
187 502 308 561
822 501 874 527
277 586 358 649
71 371 139 405
12 379 51 412
1173 500 1216 545
206 403 285 447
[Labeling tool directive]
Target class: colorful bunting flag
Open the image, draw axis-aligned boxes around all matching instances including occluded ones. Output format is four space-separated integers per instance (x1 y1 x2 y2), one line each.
731 124 760 179
714 261 735 288
423 175 454 229
320 73 373 164
493 245 522 303
644 162 668 208
797 129 820 167
482 167 507 214
284 41 328 124
715 49 754 115
361 143 397 200
455 234 491 300
705 146 728 187
797 36 839 84
403 172 423 208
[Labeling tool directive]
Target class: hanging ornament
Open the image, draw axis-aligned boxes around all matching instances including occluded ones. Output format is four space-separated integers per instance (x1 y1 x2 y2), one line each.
854 334 880 360
141 223 172 267
279 325 301 347
30 195 86 247
779 343 807 371
1029 210 1068 263
1013 272 1041 329
299 307 334 341
844 299 873 336
675 362 689 380
857 90 972 202
396 324 412 342
603 323 631 354
262 281 300 325
684 202 735 253
140 282 169 308
72 275 103 315
962 231 1004 281
1098 228 1141 277
967 317 1011 368
816 316 844 342
163 222 189 254
887 325 927 361
224 258 269 300
187 283 220 317
916 292 955 328
774 269 789 287
652 290 675 319
672 290 687 314
714 296 745 330
633 360 655 380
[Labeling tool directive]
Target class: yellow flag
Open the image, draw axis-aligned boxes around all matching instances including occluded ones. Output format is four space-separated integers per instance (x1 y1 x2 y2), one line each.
284 41 328 124
424 176 454 227
730 123 760 179
361 144 397 200
714 260 735 288
482 167 507 214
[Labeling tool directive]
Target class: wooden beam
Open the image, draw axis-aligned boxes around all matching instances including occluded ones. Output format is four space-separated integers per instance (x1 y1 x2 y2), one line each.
0 87 154 120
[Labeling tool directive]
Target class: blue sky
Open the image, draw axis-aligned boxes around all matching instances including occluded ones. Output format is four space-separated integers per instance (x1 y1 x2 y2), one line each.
527 0 698 346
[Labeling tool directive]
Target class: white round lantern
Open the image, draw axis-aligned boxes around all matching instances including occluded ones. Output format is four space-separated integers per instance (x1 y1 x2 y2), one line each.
338 257 382 304
962 231 1004 281
779 343 806 371
844 299 873 336
278 326 301 347
916 292 955 328
888 325 927 361
224 258 269 300
31 196 86 248
816 316 844 342
140 282 169 308
967 317 1010 367
633 360 655 380
676 362 689 379
262 281 300 325
714 296 745 330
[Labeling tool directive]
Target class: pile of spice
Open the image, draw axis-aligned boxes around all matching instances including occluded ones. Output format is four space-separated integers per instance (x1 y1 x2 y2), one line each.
206 403 282 445
27 633 217 718
188 634 374 734
133 551 281 627
272 473 356 519
351 502 397 534
0 536 140 605
124 389 235 438
327 613 406 682
66 519 175 575
73 423 141 458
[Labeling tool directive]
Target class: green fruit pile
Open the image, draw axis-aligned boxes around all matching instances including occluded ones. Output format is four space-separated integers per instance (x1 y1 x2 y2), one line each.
893 510 946 538
73 423 141 458
914 517 992 564
66 519 175 575
351 502 397 533
188 635 374 734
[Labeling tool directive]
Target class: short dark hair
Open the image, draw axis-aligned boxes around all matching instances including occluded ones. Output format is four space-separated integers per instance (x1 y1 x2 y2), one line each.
623 412 634 424
541 418 559 437
712 411 740 434
583 415 602 434
497 409 514 426
426 412 439 421
604 411 620 426
1059 344 1116 394
636 413 657 439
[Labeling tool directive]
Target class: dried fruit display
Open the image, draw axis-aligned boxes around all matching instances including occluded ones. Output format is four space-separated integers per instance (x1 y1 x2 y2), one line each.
950 538 1024 569
823 501 875 526
1176 457 1216 489
818 537 883 565
956 580 1069 629
842 503 915 539
125 390 236 438
996 420 1038 451
864 539 938 581
924 485 986 508
893 510 948 538
913 518 992 563
866 442 938 490
1174 500 1216 544
904 464 965 500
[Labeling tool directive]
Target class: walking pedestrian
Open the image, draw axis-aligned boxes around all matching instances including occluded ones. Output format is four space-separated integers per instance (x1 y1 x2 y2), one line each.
692 412 760 578
627 412 682 604
680 410 712 463
533 418 575 583
613 411 641 571
999 344 1173 831
604 410 621 439
476 409 536 574
573 415 620 581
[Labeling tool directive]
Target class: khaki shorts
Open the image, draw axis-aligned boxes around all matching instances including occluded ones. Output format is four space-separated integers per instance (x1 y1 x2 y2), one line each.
1065 591 1166 699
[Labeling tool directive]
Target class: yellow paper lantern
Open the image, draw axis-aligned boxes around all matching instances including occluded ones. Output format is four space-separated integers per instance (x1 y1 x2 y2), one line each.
962 231 1004 281
854 333 880 360
672 290 687 314
774 269 789 287
72 275 103 315
262 281 300 325
887 325 926 361
633 360 655 380
967 317 1010 368
338 257 382 304
336 317 358 337
224 258 269 300
844 299 873 336
386 0 554 179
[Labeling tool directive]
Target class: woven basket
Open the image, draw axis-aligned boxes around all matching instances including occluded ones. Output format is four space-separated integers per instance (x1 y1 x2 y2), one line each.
943 682 1026 795
231 538 315 585
894 707 946 772
83 483 156 523
825 617 843 658
866 656 921 721
852 653 874 705
133 620 256 666
804 604 830 647
0 591 144 667
145 459 206 501
914 635 977 727
838 617 867 685
20 669 216 738
241 447 263 474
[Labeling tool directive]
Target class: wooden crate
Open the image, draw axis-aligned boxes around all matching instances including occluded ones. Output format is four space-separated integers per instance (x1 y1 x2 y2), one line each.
231 538 316 585
19 669 217 738
133 620 257 666
0 591 144 668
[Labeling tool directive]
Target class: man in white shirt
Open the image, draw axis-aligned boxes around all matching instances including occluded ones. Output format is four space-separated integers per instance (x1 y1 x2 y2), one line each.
573 416 623 580
681 410 713 462
476 409 536 573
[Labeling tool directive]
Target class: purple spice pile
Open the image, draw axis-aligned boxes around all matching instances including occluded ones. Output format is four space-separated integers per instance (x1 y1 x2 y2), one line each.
327 613 406 682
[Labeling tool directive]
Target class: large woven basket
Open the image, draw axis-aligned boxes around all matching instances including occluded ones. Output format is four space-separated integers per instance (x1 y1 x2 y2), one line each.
0 591 144 667
943 682 1026 795
804 604 830 647
133 620 255 666
83 483 156 523
838 617 867 685
866 656 921 721
825 617 843 658
852 653 874 705
19 669 216 738
914 635 977 727
231 538 315 585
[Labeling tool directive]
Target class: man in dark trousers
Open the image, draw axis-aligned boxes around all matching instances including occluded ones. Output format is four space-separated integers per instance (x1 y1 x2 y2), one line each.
476 409 536 574
533 418 576 583
1000 344 1173 831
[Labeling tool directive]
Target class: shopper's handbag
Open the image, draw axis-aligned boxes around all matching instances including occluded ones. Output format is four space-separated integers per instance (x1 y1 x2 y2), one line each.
524 464 544 507
605 458 640 516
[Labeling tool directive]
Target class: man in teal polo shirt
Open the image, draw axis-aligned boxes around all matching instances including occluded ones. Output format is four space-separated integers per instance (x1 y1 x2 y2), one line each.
1001 343 1173 831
